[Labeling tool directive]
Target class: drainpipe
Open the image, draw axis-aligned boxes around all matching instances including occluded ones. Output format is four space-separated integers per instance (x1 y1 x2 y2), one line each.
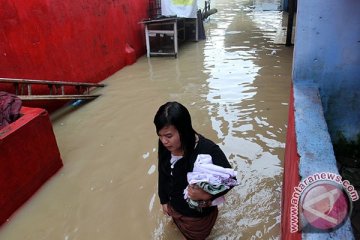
286 0 296 46
282 0 289 11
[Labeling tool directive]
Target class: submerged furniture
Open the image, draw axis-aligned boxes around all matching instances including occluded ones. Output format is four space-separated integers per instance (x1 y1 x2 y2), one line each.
142 17 198 58
143 17 180 58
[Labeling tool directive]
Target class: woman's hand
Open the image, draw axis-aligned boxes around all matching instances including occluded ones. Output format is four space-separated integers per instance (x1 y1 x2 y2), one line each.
187 184 212 201
162 203 170 216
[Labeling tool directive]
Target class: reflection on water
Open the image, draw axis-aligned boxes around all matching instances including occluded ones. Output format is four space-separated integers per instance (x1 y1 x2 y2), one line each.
202 1 292 239
0 0 292 239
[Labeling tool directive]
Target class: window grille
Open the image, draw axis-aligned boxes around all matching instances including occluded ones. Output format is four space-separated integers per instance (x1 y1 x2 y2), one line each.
148 0 161 19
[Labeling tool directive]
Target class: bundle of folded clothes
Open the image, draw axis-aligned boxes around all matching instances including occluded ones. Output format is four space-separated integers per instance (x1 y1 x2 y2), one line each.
183 154 238 211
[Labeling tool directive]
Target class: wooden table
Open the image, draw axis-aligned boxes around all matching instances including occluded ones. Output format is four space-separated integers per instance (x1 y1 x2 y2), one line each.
141 17 198 58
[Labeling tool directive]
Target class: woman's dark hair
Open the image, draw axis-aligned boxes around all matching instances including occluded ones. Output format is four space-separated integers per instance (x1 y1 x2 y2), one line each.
154 101 196 158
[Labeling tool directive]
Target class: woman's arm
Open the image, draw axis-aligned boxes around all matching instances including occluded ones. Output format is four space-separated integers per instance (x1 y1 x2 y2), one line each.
158 167 170 204
162 203 170 216
205 144 236 200
186 184 212 201
158 154 171 204
210 144 232 169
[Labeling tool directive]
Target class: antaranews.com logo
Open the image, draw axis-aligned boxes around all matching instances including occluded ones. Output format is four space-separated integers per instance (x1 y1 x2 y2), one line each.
290 172 359 233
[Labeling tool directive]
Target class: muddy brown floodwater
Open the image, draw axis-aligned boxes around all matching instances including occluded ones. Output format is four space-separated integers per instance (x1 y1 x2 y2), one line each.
0 0 293 239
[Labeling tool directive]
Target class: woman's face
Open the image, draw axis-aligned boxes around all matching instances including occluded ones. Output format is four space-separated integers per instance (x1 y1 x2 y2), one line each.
158 125 183 156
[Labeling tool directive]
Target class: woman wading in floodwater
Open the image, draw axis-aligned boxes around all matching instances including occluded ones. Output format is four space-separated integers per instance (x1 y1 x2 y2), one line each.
154 101 237 240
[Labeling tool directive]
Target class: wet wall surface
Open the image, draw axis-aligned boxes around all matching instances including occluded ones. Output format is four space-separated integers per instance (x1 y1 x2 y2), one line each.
293 0 360 142
0 0 293 239
0 0 147 84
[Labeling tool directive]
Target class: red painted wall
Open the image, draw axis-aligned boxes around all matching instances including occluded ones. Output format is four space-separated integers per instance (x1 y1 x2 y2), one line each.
0 107 63 226
0 0 148 88
281 85 301 240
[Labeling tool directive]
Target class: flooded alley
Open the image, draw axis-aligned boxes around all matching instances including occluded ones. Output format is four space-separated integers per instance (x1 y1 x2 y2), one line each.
0 0 293 239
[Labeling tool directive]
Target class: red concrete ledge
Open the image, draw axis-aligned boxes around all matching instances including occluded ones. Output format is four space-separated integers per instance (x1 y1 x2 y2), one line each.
0 107 63 226
281 85 301 240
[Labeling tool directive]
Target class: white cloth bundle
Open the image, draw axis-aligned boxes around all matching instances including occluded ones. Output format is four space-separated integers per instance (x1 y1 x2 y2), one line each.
161 0 198 18
184 154 238 207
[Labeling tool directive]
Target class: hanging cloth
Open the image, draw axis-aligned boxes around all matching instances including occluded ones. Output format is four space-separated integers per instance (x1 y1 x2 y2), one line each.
0 91 22 130
161 0 198 18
